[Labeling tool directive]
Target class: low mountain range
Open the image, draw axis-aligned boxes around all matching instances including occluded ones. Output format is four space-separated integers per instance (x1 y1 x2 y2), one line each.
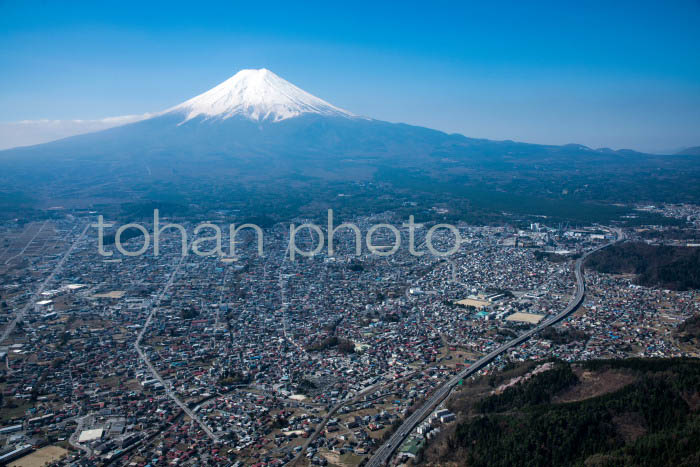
676 146 700 156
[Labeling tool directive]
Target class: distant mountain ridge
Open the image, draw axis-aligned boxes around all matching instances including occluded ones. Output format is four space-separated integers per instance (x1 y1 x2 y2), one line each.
676 146 700 156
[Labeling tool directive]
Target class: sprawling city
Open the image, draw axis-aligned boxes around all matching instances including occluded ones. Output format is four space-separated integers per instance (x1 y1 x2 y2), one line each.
0 201 698 465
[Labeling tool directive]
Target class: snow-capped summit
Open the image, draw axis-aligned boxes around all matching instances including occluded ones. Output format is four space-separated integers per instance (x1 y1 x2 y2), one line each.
168 68 354 123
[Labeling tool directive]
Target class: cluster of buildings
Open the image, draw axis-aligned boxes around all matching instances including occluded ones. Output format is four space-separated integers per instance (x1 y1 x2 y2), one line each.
0 205 697 465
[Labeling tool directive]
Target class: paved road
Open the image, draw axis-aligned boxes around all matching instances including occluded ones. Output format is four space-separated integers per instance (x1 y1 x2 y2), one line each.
366 230 622 466
290 382 382 465
134 247 221 443
3 220 49 265
68 414 94 457
290 368 430 466
0 223 89 345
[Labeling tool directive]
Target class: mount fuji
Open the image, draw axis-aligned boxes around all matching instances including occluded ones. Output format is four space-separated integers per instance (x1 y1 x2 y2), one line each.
168 68 355 122
0 69 698 215
0 69 470 185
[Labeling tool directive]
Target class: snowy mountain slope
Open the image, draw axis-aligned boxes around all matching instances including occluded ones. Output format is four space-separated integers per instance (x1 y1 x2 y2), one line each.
167 68 355 123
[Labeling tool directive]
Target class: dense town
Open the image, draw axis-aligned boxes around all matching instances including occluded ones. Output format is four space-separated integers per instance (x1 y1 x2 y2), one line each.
0 205 698 466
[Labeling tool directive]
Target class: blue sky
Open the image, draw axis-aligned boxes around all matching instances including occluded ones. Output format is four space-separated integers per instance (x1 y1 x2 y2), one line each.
1 0 699 152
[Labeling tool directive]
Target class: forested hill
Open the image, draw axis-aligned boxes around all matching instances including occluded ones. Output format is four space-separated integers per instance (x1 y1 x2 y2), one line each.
585 242 700 290
421 358 700 467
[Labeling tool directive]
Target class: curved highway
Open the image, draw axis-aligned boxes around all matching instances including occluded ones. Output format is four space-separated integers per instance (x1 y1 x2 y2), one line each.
366 230 622 466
